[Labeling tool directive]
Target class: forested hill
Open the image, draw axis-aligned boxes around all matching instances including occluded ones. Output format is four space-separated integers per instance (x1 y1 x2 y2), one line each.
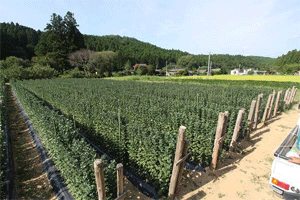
83 34 275 69
0 22 41 60
274 49 300 74
84 34 188 68
1 21 275 70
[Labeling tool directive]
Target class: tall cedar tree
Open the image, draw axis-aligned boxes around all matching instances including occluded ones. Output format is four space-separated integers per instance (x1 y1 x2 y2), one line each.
35 12 85 72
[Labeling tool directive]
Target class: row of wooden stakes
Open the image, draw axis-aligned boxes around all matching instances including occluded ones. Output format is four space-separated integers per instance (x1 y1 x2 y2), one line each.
93 126 190 200
94 160 129 200
168 87 297 199
211 86 298 170
93 86 297 200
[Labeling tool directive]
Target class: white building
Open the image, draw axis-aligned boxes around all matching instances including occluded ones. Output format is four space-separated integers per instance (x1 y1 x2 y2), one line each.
230 68 258 75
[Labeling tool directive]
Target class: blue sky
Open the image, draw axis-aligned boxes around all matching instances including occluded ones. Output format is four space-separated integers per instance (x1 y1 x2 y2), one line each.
1 0 299 58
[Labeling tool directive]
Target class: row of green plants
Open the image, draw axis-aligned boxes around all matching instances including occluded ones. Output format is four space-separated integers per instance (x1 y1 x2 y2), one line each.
11 81 117 200
0 79 5 199
14 78 289 195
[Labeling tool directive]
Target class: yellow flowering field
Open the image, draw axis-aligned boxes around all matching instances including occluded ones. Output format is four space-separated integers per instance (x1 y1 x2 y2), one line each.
173 75 300 82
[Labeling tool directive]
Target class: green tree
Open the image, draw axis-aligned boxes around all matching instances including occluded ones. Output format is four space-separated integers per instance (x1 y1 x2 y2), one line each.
177 55 197 70
0 22 41 60
86 51 118 75
247 70 254 75
177 69 189 76
35 12 85 72
136 66 147 75
146 65 155 75
27 64 59 79
0 56 31 69
68 49 95 75
275 49 300 74
279 63 300 75
275 49 300 67
219 67 228 74
124 60 132 74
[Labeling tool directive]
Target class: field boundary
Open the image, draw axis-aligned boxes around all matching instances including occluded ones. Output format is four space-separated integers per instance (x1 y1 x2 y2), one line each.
11 87 74 200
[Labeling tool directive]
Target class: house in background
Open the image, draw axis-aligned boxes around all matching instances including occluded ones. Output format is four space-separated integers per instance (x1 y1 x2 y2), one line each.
133 64 148 71
166 68 185 76
295 70 300 76
230 67 258 75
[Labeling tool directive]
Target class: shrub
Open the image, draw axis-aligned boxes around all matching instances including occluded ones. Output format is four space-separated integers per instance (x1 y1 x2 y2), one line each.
177 69 189 76
27 64 59 79
112 71 124 77
0 64 28 80
136 66 148 75
247 70 254 75
60 68 85 78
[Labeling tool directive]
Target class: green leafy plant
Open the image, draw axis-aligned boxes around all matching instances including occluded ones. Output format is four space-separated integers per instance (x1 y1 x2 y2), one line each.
11 82 117 199
13 78 296 196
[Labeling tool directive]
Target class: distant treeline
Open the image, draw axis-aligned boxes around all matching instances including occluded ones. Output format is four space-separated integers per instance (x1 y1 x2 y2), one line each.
0 22 41 60
84 34 276 70
0 14 299 77
1 21 275 70
275 49 300 74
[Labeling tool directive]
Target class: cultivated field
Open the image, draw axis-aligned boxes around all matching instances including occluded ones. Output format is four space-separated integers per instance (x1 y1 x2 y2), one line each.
1 76 298 199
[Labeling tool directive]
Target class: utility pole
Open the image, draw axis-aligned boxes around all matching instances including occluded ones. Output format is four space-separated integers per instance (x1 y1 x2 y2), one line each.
207 52 211 79
166 60 168 76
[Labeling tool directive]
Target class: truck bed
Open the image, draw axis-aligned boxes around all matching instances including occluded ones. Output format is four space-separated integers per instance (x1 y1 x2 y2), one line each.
270 123 300 199
274 126 298 159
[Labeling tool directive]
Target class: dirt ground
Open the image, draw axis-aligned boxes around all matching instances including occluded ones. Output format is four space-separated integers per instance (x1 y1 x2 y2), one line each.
8 87 56 200
127 104 300 200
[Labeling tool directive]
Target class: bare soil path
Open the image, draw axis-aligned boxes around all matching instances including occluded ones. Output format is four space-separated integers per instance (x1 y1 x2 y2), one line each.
7 86 56 200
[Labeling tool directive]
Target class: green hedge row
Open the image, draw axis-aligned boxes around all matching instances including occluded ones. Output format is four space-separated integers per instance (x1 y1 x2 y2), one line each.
11 82 117 200
14 78 290 195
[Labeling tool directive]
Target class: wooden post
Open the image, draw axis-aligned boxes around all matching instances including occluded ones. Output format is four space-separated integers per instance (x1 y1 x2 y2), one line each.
267 90 276 119
273 91 282 117
211 112 226 170
94 159 106 200
286 89 294 106
219 111 229 153
262 94 272 124
247 100 256 138
253 94 263 130
289 86 296 104
284 88 290 102
229 109 246 152
291 86 296 101
176 139 189 192
288 88 294 105
117 163 124 199
291 88 298 103
222 111 230 134
169 126 186 200
283 89 290 110
287 87 295 105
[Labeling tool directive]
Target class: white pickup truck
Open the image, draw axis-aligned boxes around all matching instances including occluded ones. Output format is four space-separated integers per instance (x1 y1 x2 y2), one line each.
270 114 300 199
